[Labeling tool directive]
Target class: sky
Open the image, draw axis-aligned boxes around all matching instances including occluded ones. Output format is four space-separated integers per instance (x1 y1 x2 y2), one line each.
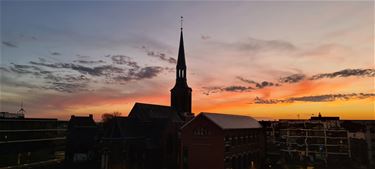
1 0 374 121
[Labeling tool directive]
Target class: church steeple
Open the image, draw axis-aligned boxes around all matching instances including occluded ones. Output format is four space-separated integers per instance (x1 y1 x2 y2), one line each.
171 17 192 119
176 27 187 82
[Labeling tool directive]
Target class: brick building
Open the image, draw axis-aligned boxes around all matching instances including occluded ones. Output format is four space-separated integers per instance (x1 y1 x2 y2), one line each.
181 112 265 169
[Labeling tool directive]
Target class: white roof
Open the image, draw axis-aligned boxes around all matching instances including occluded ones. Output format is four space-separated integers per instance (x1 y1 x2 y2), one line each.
201 112 261 129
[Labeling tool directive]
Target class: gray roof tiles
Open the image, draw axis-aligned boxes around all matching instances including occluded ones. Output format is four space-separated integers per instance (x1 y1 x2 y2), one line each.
201 112 261 129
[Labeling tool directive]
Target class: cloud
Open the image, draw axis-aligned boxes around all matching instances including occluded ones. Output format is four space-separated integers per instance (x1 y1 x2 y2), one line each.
238 68 373 89
76 54 91 58
73 60 106 64
279 74 306 83
310 69 375 80
202 85 253 95
2 41 18 48
9 63 44 75
109 55 140 69
43 74 90 83
0 67 10 72
43 82 88 93
29 61 124 76
205 68 374 96
201 35 211 40
29 55 165 82
203 76 282 95
6 63 91 93
253 93 375 104
141 46 177 64
253 97 291 104
256 81 279 89
50 52 61 56
38 57 47 62
237 76 279 89
114 66 164 82
131 66 164 79
224 86 253 92
0 75 42 90
237 76 258 84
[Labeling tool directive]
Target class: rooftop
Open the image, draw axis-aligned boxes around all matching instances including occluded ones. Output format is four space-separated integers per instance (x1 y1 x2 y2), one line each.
200 112 261 129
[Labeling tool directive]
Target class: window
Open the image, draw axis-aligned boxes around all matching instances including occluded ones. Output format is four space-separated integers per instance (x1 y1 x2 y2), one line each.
193 128 209 136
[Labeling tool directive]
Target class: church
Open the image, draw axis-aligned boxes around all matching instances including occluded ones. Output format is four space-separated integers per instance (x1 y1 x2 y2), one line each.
100 25 194 169
99 22 264 169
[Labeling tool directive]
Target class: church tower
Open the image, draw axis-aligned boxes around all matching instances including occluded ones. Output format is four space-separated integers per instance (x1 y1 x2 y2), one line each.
171 17 193 119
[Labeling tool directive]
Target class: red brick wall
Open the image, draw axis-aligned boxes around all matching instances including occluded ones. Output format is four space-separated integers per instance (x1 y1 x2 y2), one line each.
181 115 224 169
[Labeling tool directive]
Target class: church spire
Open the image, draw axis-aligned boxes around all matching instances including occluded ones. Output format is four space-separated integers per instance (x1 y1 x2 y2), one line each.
177 29 186 69
171 16 192 117
176 16 187 82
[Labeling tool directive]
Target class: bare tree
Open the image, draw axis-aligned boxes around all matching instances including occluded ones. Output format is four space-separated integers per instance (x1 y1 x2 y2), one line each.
101 111 122 123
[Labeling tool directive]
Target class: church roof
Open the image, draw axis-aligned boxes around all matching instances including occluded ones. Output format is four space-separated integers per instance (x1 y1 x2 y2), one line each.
129 102 183 122
200 112 261 129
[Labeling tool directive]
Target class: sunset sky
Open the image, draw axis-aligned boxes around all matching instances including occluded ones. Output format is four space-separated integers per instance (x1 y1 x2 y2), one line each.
1 1 374 121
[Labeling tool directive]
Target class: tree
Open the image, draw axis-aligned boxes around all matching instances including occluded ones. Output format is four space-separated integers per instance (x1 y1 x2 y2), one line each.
101 111 122 123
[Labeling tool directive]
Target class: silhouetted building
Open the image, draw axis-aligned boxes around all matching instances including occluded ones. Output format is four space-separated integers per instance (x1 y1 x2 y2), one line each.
260 115 375 169
65 114 98 167
181 113 265 169
342 120 375 169
310 113 340 121
101 103 183 169
278 119 351 164
99 25 199 169
0 112 24 119
171 27 194 121
0 117 67 168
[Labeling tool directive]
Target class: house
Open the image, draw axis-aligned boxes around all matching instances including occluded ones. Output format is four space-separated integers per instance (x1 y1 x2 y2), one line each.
181 112 265 169
65 114 98 167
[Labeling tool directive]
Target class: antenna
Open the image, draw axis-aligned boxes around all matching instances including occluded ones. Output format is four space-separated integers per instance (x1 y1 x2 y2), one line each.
17 100 26 116
180 16 183 30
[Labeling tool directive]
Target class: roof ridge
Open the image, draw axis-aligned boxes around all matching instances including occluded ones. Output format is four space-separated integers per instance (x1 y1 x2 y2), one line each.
135 102 171 108
201 112 253 118
201 112 261 129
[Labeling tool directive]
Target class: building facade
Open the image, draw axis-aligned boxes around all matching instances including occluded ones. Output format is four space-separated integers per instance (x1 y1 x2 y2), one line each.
65 114 99 168
181 113 265 169
0 115 67 168
278 120 351 163
101 103 183 169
